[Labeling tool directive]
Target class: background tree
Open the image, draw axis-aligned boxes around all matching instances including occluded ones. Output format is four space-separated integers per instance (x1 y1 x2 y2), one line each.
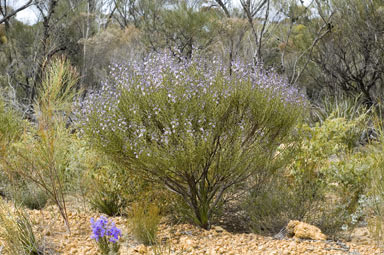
210 0 249 75
273 0 333 87
139 0 222 58
239 0 273 63
312 0 384 104
0 0 34 25
1 0 383 112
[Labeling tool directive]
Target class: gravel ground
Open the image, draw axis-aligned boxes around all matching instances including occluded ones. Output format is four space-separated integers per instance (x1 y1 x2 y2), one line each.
20 204 384 255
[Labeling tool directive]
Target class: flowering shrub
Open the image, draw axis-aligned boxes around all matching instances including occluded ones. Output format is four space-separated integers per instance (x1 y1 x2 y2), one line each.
79 51 306 229
90 216 121 254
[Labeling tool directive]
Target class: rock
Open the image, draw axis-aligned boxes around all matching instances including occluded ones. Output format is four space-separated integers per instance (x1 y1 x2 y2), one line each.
212 226 225 233
273 228 287 240
180 236 194 248
286 220 327 240
350 227 372 245
134 244 147 254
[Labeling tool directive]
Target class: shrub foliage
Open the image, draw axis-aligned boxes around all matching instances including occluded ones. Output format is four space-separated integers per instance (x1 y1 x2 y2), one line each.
1 58 78 232
80 52 305 229
245 114 371 235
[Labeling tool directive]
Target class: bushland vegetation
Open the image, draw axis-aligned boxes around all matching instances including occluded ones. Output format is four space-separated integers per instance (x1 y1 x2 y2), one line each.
1 0 384 253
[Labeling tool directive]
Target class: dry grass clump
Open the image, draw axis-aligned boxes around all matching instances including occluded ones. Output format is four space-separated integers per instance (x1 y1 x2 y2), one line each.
0 198 43 255
129 202 161 245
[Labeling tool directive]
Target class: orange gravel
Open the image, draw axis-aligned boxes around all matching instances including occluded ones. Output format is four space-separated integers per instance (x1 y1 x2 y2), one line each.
20 204 384 255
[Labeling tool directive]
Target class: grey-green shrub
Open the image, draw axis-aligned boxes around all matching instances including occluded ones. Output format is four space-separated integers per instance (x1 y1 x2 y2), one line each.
311 95 374 145
67 138 170 217
79 52 305 229
11 182 49 210
312 94 368 123
245 115 371 236
366 114 384 242
88 162 128 216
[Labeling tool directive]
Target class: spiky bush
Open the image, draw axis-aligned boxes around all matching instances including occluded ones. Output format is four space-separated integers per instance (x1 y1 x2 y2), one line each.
79 52 306 229
0 96 24 148
2 58 78 232
0 95 25 198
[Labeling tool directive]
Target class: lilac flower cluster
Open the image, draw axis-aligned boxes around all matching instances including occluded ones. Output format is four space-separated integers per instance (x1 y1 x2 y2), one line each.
90 216 121 243
76 50 307 158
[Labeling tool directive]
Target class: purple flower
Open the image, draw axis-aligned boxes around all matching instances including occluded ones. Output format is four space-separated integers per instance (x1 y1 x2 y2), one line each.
90 216 121 243
107 223 121 243
77 50 307 158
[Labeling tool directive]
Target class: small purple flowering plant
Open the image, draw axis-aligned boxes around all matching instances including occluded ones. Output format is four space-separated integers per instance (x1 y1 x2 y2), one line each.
90 216 121 254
